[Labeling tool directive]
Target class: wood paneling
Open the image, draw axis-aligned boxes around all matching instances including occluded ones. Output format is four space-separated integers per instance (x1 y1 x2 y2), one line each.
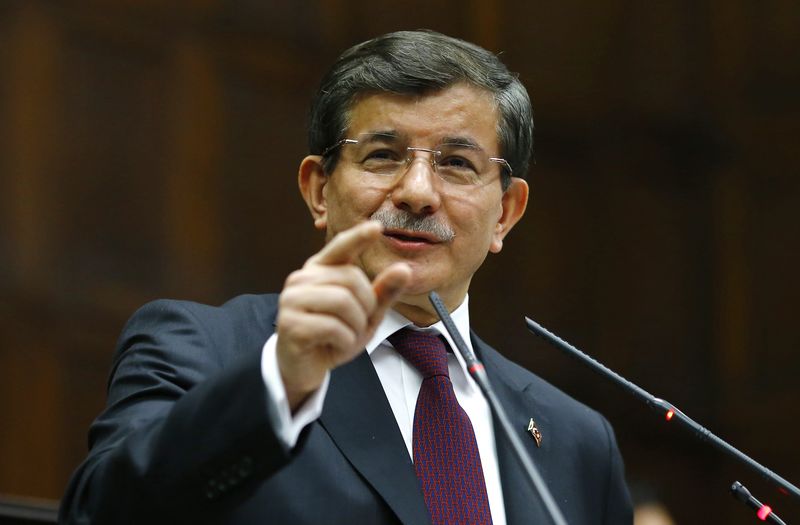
1 3 61 292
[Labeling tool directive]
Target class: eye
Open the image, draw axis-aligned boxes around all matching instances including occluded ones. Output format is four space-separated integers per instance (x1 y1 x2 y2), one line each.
361 148 402 162
438 155 477 172
359 147 404 174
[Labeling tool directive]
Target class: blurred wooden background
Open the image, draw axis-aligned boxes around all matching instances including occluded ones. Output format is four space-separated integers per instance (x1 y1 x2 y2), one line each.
1 1 798 523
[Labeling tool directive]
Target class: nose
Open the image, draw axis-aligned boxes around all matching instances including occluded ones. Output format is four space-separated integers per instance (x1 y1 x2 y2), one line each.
389 155 442 215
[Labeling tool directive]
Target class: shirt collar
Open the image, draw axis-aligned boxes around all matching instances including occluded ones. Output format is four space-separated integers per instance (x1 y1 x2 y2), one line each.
367 294 474 366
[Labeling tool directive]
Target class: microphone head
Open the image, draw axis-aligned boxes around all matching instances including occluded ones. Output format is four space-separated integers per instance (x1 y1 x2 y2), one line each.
730 481 751 503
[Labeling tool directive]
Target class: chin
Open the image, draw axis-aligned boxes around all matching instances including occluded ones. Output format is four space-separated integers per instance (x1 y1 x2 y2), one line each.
403 277 451 301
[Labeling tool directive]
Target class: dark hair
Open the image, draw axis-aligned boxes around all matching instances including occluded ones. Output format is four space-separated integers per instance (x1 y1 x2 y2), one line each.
308 30 533 188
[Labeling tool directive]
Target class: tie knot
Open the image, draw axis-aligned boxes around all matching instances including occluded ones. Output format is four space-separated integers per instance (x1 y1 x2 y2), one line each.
387 327 449 379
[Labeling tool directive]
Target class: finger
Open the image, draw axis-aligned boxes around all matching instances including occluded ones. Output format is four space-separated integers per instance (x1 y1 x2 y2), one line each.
369 262 412 326
277 310 359 373
284 265 377 314
281 283 370 335
279 310 358 357
306 221 383 266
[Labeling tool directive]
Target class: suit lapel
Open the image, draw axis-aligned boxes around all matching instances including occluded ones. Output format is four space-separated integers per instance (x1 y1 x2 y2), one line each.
319 351 429 525
472 333 555 524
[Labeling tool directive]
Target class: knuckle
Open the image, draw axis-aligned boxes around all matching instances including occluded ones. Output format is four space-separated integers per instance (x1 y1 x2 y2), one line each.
344 265 369 286
284 269 305 286
330 285 354 306
279 286 301 307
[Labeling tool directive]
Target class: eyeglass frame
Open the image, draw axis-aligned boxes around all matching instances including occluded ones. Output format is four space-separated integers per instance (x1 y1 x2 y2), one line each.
320 134 513 185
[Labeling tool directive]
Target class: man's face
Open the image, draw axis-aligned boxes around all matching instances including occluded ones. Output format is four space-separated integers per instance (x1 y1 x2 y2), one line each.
301 83 528 319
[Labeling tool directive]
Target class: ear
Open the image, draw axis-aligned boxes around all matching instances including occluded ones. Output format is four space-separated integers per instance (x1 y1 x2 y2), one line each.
489 177 529 253
298 155 329 230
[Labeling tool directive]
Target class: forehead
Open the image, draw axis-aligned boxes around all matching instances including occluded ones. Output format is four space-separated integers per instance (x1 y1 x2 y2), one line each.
345 84 500 150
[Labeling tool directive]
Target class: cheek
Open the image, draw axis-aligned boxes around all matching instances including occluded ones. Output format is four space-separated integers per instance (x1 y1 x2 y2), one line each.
326 179 390 228
446 194 502 241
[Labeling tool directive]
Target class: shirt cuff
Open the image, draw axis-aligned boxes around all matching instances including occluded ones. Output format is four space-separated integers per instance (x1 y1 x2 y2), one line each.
261 332 330 449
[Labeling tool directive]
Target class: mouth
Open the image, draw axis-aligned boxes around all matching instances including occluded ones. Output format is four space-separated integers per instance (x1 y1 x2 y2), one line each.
383 229 440 244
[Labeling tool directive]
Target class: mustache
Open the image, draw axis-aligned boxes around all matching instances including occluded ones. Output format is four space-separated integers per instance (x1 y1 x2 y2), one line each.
370 208 455 243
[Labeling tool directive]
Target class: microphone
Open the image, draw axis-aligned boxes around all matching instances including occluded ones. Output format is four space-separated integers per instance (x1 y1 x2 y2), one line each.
428 292 568 525
524 316 800 505
731 481 787 525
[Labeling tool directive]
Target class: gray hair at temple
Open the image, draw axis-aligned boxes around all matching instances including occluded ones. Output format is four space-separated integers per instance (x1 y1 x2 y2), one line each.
308 30 534 190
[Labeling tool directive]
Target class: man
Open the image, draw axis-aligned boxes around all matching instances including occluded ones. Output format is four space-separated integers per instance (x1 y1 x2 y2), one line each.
60 30 632 524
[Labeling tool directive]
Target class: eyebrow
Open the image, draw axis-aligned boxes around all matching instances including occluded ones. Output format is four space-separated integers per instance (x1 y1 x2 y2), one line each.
440 136 482 149
360 131 484 149
361 130 402 142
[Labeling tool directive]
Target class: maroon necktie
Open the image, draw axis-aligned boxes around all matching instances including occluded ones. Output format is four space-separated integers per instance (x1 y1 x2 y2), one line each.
388 328 493 524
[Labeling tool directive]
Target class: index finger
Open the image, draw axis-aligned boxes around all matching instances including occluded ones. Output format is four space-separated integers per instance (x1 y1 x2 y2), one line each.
306 221 383 266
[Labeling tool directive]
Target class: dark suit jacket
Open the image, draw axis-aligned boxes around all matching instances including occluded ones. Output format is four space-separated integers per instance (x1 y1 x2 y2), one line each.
60 294 632 524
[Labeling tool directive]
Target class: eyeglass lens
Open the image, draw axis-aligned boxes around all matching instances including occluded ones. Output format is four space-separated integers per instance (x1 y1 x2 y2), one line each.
341 133 500 185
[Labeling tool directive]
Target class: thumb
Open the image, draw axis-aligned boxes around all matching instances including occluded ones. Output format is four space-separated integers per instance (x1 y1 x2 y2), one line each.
369 262 412 327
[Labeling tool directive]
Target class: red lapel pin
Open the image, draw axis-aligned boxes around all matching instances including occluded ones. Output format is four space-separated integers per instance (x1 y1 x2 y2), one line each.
527 418 542 447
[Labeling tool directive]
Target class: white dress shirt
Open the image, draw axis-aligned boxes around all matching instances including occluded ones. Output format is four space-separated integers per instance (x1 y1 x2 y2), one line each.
260 295 506 524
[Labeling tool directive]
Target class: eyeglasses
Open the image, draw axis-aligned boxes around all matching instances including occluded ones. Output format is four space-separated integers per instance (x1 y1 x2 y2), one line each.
321 132 512 186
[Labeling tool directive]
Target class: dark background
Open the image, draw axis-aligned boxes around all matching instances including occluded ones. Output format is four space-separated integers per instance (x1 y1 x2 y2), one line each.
1 1 798 523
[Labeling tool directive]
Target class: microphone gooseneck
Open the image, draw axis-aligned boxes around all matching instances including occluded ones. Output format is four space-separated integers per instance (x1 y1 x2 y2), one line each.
428 292 569 525
524 316 800 507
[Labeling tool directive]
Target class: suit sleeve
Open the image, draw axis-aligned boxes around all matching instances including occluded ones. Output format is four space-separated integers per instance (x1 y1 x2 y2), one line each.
59 299 291 524
600 415 634 525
